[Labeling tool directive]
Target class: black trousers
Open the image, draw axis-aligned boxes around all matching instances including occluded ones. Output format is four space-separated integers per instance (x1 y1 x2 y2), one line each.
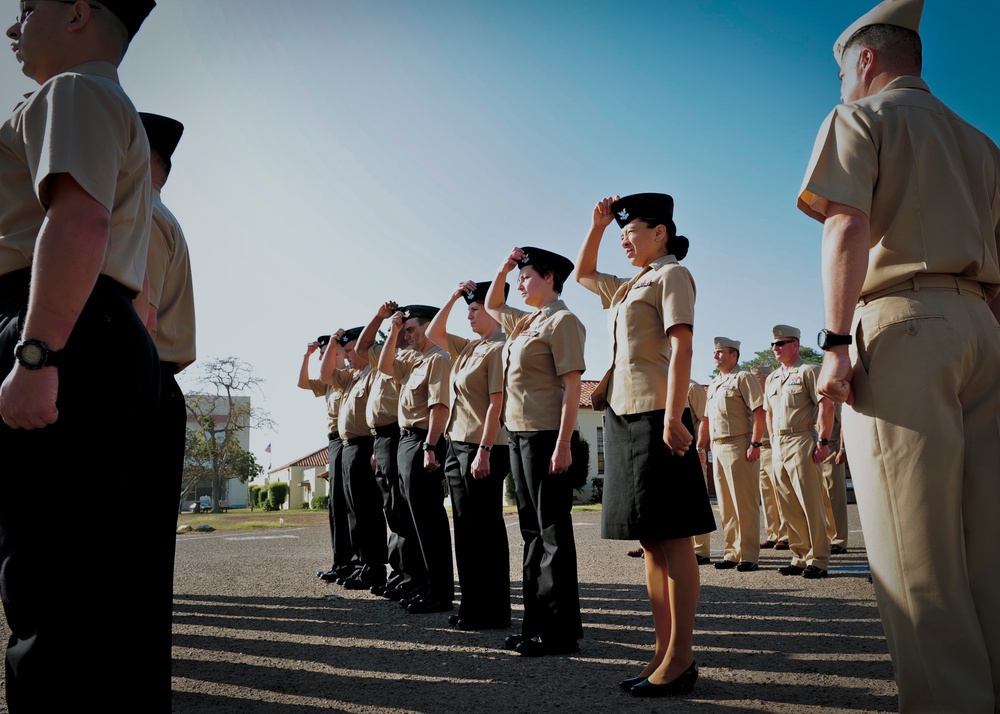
342 437 387 582
509 430 583 643
326 435 354 572
398 429 454 603
0 270 164 711
445 441 511 624
373 425 423 591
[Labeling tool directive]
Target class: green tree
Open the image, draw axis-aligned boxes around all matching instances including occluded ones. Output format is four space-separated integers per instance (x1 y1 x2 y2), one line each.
740 346 822 372
182 357 274 513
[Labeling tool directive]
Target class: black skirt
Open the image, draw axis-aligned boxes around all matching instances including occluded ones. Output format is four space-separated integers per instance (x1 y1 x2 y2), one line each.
601 408 716 541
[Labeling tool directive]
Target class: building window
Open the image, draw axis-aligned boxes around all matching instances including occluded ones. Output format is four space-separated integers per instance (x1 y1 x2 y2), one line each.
596 426 605 475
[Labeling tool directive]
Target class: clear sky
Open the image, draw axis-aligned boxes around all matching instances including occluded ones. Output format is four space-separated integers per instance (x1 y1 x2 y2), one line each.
3 0 998 471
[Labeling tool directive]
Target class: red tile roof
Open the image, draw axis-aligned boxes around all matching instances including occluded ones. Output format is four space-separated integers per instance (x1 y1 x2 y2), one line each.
270 445 328 473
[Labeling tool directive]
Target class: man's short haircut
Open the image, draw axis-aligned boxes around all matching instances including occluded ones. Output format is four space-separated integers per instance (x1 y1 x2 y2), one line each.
91 4 131 60
150 149 171 178
844 24 922 73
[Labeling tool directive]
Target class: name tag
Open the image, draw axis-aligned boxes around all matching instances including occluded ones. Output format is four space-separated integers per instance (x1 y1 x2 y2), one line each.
519 329 540 338
634 280 654 289
789 377 803 385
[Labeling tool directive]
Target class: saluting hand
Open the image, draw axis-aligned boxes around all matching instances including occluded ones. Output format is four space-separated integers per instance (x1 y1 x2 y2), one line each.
818 349 854 405
388 311 404 331
305 341 320 357
0 366 59 430
376 301 398 320
501 247 525 274
455 279 477 300
592 196 620 230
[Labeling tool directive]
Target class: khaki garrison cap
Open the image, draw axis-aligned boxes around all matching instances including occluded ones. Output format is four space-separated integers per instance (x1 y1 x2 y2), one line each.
834 0 924 66
772 325 801 341
714 337 740 351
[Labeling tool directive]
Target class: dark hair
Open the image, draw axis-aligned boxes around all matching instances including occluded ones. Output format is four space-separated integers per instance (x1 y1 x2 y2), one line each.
844 24 922 72
635 217 689 261
151 149 171 177
524 263 565 294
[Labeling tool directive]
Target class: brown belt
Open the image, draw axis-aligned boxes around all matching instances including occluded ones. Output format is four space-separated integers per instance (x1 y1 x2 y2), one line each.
777 426 813 436
713 434 748 445
858 273 987 306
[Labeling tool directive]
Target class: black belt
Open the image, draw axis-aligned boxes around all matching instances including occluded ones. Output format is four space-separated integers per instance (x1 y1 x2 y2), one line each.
344 435 374 447
372 423 399 437
0 268 136 300
400 427 428 439
328 431 341 441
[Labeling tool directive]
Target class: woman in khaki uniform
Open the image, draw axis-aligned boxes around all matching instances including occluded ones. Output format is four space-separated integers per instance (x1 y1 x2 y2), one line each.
426 280 511 630
577 193 714 698
485 246 586 657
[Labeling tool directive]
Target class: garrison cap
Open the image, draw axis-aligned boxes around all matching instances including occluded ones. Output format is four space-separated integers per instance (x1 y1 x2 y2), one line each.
101 0 157 41
337 327 363 346
139 113 183 161
517 247 574 283
463 281 508 304
610 193 674 229
714 336 741 351
771 325 801 341
400 305 439 321
834 0 923 66
316 335 331 348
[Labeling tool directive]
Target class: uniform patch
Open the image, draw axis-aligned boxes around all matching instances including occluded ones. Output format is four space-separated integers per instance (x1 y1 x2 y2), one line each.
634 280 654 288
519 329 540 338
789 377 803 385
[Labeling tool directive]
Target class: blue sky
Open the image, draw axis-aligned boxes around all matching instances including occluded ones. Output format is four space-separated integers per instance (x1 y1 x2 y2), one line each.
3 0 998 468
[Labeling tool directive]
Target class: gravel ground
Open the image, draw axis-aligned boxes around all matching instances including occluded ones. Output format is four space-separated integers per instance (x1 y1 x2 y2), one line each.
1 504 896 713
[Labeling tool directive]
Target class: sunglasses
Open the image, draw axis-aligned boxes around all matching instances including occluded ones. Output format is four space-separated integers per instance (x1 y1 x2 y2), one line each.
771 339 797 348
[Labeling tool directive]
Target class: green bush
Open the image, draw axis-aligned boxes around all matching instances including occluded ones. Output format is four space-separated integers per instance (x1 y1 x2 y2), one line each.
311 494 329 510
248 485 262 510
571 434 591 491
590 476 604 505
267 481 289 511
505 473 517 506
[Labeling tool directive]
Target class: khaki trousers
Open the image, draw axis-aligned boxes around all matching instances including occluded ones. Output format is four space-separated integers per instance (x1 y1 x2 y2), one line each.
712 438 760 564
692 460 711 558
758 444 784 543
820 443 848 548
772 433 829 570
845 288 1000 713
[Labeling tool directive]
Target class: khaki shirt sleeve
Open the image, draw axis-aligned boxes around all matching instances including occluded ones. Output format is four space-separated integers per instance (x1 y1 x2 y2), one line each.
446 333 470 360
803 365 823 405
27 74 130 211
658 265 696 331
425 352 451 407
594 271 627 309
498 304 528 334
687 382 706 422
550 313 587 377
739 371 764 411
392 350 420 384
367 342 382 370
330 368 354 391
146 217 170 309
798 104 878 222
307 378 326 398
487 345 504 394
763 373 776 413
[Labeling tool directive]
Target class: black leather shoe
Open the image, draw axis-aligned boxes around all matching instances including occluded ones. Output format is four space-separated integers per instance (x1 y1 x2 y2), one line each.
630 661 698 698
382 587 412 601
830 544 848 555
802 565 828 579
458 617 511 631
399 593 425 608
370 584 388 596
714 560 738 570
344 578 385 591
407 598 453 614
774 541 790 550
515 638 580 657
448 614 461 626
696 556 712 566
318 571 342 583
736 562 759 572
759 540 778 549
618 675 646 692
778 564 805 576
503 634 525 651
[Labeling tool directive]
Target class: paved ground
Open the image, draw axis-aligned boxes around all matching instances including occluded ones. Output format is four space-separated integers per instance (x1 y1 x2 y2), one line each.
1 504 896 713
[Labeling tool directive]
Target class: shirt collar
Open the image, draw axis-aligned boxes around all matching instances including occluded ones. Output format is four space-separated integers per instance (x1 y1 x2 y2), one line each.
65 61 121 84
536 299 568 318
881 75 930 95
648 255 679 271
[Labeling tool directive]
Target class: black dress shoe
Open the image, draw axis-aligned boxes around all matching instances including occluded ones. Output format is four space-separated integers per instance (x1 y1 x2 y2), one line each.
457 617 511 631
779 564 805 576
696 556 712 566
370 584 389 596
774 541 790 550
318 571 342 583
344 578 385 591
714 560 738 570
802 565 828 579
399 593 425 608
407 598 453 614
503 634 525 651
759 540 778 549
448 614 461 626
830 544 848 555
515 638 580 657
630 661 698 698
736 562 759 572
618 675 646 692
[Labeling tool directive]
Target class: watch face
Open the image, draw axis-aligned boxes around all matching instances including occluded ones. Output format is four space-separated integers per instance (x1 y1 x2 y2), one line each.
20 342 44 364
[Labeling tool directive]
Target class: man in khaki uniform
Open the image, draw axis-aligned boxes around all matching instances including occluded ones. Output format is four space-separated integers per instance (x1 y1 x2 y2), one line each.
799 0 1000 707
0 1 162 708
751 366 786 550
820 404 848 554
703 338 764 571
763 326 833 579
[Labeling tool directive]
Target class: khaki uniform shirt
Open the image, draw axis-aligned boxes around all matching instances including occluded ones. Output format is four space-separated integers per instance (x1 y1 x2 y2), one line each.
334 366 374 441
498 300 586 432
0 62 151 291
147 191 195 369
392 345 452 431
445 332 508 446
365 344 401 430
799 76 1000 300
707 368 764 439
687 380 706 429
763 358 822 436
307 378 341 434
593 256 695 415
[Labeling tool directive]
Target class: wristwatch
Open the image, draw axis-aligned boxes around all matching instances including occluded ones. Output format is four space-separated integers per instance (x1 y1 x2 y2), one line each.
817 329 852 351
818 438 830 446
750 441 762 448
14 338 61 370
422 441 436 452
